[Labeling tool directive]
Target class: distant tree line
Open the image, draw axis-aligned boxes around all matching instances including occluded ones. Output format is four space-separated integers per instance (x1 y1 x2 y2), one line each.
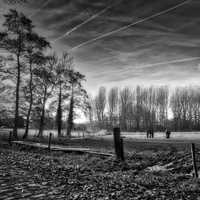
89 86 200 132
170 87 200 131
0 9 89 139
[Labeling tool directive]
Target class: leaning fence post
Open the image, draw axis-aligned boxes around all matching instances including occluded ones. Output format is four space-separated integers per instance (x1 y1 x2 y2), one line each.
8 131 12 146
191 143 198 178
48 132 52 151
113 127 124 161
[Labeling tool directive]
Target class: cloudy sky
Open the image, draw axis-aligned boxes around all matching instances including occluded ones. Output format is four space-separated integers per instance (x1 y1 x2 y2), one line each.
0 0 200 94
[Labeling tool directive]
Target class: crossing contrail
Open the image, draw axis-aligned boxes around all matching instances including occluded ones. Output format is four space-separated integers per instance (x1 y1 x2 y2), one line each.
69 0 191 52
29 0 51 18
52 1 120 43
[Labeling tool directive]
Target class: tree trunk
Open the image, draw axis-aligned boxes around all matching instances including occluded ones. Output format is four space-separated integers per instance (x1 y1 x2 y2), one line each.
23 62 33 139
109 112 113 129
136 116 140 131
38 87 47 138
57 84 62 137
101 111 104 129
67 86 74 138
13 55 21 139
136 104 140 131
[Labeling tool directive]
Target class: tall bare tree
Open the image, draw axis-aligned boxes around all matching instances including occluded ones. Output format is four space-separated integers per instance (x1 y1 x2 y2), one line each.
23 31 50 139
94 87 106 128
0 9 33 138
108 87 119 127
34 55 57 137
119 87 133 131
66 70 86 137
156 86 169 130
55 53 72 137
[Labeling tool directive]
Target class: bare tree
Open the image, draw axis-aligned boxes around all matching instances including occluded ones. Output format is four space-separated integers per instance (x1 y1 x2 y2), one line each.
108 87 119 128
0 9 33 139
119 87 133 131
23 31 50 139
156 86 169 130
66 70 86 137
170 86 200 131
55 53 72 137
34 55 57 137
94 87 106 128
86 94 95 124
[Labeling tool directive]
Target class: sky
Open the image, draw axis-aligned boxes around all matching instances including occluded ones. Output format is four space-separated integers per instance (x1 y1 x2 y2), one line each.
0 0 200 96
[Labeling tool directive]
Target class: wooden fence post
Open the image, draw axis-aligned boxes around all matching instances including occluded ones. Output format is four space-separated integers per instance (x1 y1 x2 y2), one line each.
191 143 198 178
113 127 124 161
120 137 125 161
8 131 12 146
48 132 52 151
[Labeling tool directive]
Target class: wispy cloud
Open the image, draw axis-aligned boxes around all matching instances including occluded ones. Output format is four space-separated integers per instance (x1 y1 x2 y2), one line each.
0 0 200 93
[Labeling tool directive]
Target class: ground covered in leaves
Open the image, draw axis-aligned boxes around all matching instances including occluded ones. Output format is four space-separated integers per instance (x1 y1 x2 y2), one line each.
1 142 200 199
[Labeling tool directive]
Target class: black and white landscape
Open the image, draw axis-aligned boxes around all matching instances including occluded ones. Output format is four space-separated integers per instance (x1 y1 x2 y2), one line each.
0 0 200 199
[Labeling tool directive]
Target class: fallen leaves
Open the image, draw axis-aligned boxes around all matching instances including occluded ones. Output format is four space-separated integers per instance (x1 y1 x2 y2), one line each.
0 144 200 199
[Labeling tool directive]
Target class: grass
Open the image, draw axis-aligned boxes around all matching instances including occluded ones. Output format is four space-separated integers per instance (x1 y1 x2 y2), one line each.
0 128 197 154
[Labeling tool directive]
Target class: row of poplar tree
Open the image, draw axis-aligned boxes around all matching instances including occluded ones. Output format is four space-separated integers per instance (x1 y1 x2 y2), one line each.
90 85 200 131
0 10 89 139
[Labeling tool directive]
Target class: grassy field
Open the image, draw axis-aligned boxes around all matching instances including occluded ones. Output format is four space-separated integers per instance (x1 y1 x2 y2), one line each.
1 128 200 154
0 128 100 138
2 128 200 141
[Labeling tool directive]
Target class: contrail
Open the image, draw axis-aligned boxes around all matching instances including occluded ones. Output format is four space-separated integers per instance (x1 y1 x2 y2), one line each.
135 57 200 69
52 1 120 43
92 57 200 78
69 0 191 52
29 0 51 18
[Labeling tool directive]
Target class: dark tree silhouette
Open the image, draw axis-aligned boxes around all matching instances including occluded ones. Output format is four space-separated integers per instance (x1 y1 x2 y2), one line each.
23 31 50 139
34 55 57 138
66 70 86 137
55 53 72 137
0 9 33 139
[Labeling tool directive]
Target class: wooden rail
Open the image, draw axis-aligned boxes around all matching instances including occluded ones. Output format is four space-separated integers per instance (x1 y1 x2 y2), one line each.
12 141 113 157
